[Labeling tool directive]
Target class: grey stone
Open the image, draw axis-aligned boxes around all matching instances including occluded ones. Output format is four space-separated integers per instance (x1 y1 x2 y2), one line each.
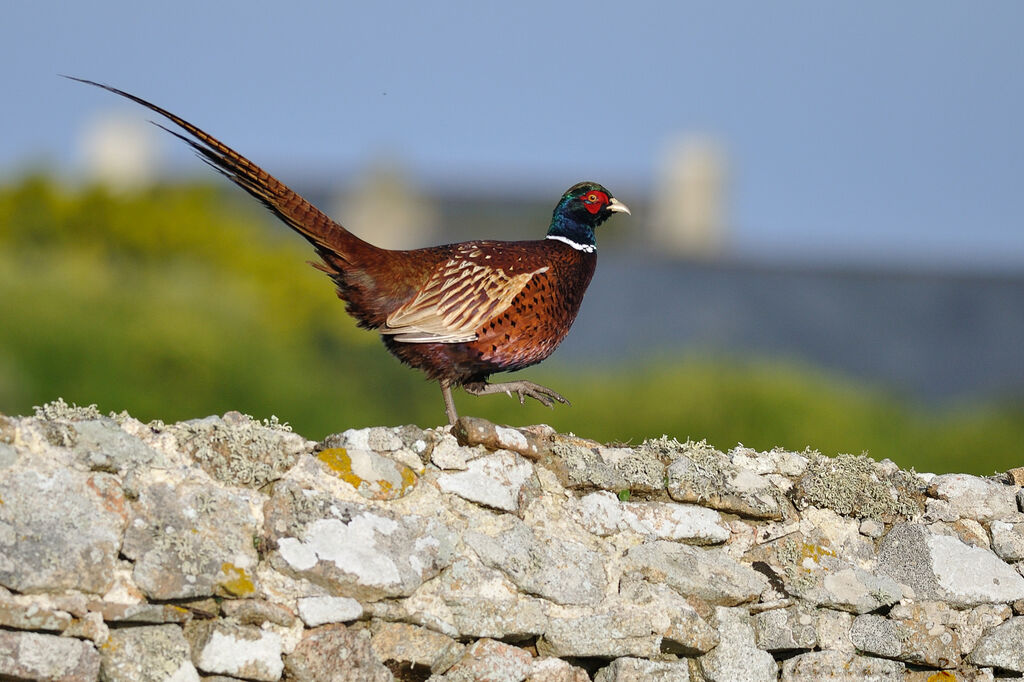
860 517 886 538
439 638 533 682
71 418 167 473
850 614 901 658
397 557 548 640
955 603 1013 655
753 605 817 652
0 599 72 631
551 434 667 492
100 624 199 682
0 467 127 594
878 523 1024 606
437 450 533 511
525 657 591 682
266 482 456 601
780 650 904 681
665 442 787 520
296 595 363 626
539 596 717 659
929 473 1019 523
969 615 1024 672
699 606 778 682
991 521 1024 562
122 481 261 600
594 657 691 681
729 445 809 477
0 630 100 681
625 540 767 606
815 609 855 652
778 544 903 614
220 598 295 627
465 515 607 606
185 620 283 681
285 623 393 682
792 453 924 522
864 602 961 668
370 621 464 675
575 491 729 544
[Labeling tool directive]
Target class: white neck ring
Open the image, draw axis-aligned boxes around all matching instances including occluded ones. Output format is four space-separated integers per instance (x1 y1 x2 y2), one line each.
546 235 596 253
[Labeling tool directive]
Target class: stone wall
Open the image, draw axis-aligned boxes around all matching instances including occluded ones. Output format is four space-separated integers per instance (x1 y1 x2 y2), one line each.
1 399 1023 681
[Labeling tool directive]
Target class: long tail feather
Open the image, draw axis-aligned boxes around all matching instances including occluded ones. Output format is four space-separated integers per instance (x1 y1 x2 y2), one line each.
64 76 376 263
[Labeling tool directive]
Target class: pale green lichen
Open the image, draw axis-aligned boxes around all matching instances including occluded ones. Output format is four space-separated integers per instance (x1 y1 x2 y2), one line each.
794 453 923 521
168 413 303 488
33 397 103 421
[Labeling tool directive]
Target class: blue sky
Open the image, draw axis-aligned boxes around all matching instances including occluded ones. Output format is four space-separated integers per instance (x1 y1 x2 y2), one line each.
3 2 1022 268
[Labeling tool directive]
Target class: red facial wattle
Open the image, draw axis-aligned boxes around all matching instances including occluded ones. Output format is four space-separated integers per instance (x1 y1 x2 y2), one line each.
582 190 609 214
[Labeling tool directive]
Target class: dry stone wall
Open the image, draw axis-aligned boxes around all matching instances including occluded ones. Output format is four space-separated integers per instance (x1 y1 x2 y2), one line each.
1 399 1024 681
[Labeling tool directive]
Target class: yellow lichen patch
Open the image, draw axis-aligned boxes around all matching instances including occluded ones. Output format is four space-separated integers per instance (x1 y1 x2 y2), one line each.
317 447 418 500
317 448 365 490
927 673 958 682
218 562 256 597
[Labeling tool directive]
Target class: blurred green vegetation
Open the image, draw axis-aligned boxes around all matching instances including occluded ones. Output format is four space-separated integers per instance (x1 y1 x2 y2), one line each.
1 176 1021 474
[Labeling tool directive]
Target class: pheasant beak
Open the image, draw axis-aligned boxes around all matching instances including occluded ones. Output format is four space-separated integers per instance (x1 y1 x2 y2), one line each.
607 198 631 215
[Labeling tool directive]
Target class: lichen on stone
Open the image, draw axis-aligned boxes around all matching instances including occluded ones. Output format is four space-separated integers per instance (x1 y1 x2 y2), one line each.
32 397 103 422
793 453 924 522
168 411 308 488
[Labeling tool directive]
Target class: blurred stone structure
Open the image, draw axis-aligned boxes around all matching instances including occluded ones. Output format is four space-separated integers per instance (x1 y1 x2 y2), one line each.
651 134 729 258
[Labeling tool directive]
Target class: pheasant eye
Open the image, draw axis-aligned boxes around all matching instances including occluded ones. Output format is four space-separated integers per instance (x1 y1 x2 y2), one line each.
587 193 598 202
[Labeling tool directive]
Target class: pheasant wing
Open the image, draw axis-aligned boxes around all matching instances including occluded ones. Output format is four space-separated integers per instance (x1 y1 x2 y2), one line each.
383 253 548 343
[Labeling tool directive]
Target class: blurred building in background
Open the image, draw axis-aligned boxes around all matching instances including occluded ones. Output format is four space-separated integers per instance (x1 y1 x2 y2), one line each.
651 135 729 259
78 113 159 190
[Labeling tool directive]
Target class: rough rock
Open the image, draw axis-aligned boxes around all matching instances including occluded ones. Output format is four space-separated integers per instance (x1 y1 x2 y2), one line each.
266 481 456 601
465 514 608 606
0 467 127 594
439 638 533 682
877 523 1024 606
122 481 261 599
625 540 767 606
595 657 692 681
753 605 817 652
991 520 1024 561
851 610 959 669
779 650 904 680
185 620 283 681
699 606 778 682
968 616 1024 672
928 473 1019 523
396 557 549 639
437 450 533 511
370 621 464 675
0 630 100 681
284 623 393 682
665 440 788 520
576 490 730 544
100 624 199 682
551 434 667 492
296 595 363 626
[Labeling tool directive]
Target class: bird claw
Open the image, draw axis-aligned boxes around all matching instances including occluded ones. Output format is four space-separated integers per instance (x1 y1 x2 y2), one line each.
465 380 570 410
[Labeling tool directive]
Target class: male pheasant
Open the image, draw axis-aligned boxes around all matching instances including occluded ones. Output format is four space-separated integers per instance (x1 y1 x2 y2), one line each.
70 78 630 425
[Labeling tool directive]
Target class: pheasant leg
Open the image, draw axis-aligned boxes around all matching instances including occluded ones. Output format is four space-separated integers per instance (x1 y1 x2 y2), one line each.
464 380 570 409
440 380 459 425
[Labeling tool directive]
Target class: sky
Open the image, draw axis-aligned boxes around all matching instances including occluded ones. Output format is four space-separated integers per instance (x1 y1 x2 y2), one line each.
3 2 1022 270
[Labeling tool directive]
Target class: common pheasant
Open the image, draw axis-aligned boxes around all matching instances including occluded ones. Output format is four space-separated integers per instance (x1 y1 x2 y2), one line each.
70 78 630 425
